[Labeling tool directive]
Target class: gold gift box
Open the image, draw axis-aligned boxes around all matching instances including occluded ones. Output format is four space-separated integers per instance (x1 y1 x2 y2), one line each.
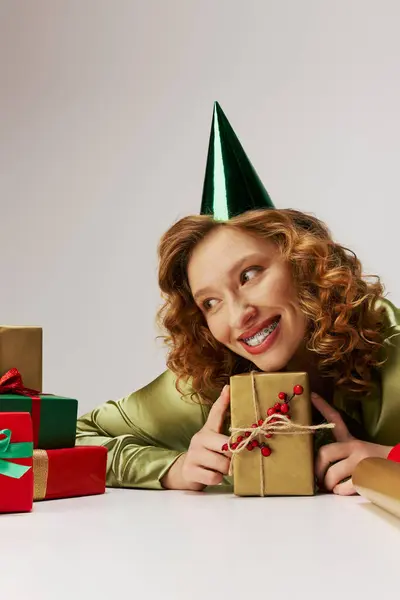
0 326 42 391
230 371 314 497
353 457 400 519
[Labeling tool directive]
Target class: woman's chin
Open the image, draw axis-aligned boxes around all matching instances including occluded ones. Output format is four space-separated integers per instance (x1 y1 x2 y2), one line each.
236 348 288 373
229 339 292 373
251 357 288 373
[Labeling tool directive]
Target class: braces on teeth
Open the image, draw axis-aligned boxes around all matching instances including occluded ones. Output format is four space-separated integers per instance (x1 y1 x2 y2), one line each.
244 319 279 345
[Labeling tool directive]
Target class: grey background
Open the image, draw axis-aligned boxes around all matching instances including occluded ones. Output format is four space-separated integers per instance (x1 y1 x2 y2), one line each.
1 1 399 415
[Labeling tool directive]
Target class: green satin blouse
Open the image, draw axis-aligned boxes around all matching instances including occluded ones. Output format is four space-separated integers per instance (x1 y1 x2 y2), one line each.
76 297 400 490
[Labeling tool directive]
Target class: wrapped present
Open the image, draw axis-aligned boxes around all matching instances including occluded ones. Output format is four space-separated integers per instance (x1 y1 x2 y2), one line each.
229 371 334 496
0 368 77 449
0 412 34 513
353 457 400 520
0 326 42 391
33 446 108 501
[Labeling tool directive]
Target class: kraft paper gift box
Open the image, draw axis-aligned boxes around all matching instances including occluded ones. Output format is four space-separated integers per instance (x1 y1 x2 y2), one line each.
0 326 42 391
229 371 332 497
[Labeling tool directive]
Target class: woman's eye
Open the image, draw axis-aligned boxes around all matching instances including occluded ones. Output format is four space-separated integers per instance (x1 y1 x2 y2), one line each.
203 298 218 311
241 266 262 284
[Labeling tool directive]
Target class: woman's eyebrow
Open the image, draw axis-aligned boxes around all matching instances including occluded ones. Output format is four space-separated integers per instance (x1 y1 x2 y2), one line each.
193 253 266 301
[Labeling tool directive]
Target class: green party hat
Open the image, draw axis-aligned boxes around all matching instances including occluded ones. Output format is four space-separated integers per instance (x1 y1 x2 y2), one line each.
200 102 275 219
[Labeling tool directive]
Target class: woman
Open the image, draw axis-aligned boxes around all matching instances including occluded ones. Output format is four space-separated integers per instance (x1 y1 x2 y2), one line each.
76 207 400 495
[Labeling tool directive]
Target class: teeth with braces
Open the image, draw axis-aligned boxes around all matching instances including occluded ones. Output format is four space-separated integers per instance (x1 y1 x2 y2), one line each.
243 319 279 347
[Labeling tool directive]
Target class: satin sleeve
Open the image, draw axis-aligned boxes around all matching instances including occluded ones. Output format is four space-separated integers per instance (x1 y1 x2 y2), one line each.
361 298 400 445
75 369 209 490
333 297 400 446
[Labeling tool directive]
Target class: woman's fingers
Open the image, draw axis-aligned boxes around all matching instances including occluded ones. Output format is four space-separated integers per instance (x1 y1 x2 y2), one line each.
195 448 231 476
311 392 353 442
315 441 352 482
332 478 357 496
182 385 234 489
189 465 225 487
321 456 353 492
206 385 231 433
193 430 231 455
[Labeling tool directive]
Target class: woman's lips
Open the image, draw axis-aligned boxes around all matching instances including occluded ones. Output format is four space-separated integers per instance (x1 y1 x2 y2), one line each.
238 318 281 356
238 315 280 341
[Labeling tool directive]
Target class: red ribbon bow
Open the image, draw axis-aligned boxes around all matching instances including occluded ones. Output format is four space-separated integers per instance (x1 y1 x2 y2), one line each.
0 368 41 446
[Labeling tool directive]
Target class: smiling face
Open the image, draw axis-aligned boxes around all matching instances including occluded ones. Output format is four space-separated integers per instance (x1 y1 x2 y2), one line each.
187 226 307 372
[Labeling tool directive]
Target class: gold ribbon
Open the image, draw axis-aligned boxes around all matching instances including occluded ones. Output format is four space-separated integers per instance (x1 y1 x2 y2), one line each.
33 449 49 501
228 372 335 495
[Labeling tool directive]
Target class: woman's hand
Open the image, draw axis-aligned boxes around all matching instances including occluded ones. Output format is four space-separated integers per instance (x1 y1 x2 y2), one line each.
311 392 393 495
162 385 232 491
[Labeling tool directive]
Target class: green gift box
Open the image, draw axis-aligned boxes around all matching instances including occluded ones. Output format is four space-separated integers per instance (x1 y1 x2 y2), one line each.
0 368 77 449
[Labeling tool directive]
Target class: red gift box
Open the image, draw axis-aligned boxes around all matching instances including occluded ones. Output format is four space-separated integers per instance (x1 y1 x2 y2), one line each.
33 446 108 501
0 412 33 513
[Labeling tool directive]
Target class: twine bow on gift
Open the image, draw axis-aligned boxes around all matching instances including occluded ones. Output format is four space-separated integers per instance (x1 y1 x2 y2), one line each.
227 372 335 495
0 429 33 479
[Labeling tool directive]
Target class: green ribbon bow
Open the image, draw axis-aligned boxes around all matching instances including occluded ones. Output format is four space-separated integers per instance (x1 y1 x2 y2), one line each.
0 429 33 479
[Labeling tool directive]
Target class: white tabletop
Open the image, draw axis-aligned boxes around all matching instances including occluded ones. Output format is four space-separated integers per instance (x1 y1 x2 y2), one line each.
2 488 399 600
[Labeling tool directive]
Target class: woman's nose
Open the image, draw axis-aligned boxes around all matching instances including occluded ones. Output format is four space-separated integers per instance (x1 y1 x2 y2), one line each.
229 300 257 332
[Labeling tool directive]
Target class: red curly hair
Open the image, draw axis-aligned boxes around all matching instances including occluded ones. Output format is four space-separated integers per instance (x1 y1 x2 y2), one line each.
157 209 386 403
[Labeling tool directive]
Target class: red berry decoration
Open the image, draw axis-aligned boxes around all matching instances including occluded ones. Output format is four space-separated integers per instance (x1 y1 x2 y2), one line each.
237 436 244 443
245 431 251 438
231 443 238 450
265 433 272 438
267 407 275 416
251 423 258 428
258 419 264 426
280 403 289 414
274 402 281 411
251 439 259 448
221 443 228 451
278 392 286 401
247 445 254 451
261 445 272 457
293 385 303 395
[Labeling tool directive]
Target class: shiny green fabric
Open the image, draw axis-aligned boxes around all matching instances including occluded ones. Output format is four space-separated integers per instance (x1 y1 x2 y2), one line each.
333 297 400 445
76 371 212 490
76 297 400 490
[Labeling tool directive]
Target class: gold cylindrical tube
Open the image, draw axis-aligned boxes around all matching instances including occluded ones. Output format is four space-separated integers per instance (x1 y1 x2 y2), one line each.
353 457 400 519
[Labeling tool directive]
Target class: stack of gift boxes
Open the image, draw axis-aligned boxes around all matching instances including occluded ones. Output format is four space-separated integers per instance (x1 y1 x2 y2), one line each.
0 326 107 513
